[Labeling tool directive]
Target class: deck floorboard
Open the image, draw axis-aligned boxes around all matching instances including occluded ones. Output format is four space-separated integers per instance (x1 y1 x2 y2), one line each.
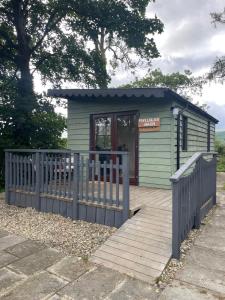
90 186 172 283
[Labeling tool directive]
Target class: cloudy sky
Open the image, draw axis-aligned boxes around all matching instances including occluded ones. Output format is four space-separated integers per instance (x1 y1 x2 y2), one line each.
111 0 225 129
36 0 225 129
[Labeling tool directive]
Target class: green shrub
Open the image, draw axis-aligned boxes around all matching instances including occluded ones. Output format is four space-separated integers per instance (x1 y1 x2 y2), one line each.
216 140 225 172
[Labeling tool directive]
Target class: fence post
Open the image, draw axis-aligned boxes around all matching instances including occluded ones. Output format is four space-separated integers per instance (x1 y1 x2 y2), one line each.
35 152 41 211
5 151 9 204
72 153 79 219
172 180 181 259
194 159 201 229
122 153 130 222
213 154 217 205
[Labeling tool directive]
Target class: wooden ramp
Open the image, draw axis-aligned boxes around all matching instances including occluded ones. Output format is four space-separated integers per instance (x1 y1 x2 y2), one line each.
91 187 172 283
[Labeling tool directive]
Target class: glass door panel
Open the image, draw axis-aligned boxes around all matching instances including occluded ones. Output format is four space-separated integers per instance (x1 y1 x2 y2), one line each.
94 116 112 165
116 114 137 179
95 117 112 151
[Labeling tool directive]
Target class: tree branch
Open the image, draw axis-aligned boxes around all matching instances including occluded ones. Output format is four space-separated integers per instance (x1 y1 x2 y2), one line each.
31 11 63 54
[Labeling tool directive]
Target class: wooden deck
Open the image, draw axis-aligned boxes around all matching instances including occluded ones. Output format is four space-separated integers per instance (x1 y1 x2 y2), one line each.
91 187 172 283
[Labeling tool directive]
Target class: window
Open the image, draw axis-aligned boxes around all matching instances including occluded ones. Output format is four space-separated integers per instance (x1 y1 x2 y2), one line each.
182 116 188 151
207 121 210 152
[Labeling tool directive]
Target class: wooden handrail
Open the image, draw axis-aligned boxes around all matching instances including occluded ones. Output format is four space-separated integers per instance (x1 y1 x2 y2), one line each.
170 152 217 182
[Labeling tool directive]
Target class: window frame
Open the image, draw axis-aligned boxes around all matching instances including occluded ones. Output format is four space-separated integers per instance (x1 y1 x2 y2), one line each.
182 115 188 151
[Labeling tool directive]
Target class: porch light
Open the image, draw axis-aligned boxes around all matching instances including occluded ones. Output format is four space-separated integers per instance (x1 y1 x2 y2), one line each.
172 107 180 118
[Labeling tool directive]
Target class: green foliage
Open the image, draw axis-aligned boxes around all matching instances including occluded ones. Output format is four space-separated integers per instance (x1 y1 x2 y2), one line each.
215 140 225 172
122 69 205 101
216 131 225 144
0 0 163 88
208 8 225 81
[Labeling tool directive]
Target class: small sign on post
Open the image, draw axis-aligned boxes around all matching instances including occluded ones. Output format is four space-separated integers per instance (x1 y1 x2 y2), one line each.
138 118 160 132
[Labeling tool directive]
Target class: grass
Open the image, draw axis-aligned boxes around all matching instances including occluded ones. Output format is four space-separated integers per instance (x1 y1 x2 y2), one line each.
0 186 4 193
217 155 225 172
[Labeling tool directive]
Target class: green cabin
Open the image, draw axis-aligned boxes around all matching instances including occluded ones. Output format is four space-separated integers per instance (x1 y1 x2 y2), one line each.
48 88 218 189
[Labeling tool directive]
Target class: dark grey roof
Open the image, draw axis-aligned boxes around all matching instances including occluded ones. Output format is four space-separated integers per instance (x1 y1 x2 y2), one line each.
47 88 218 123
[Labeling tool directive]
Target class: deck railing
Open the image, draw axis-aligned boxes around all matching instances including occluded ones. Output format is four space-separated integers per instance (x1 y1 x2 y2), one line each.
170 152 217 259
4 149 130 228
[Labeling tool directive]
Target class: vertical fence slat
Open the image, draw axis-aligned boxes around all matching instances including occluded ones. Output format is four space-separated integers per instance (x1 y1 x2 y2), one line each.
49 154 53 195
116 157 119 207
109 159 113 205
54 156 57 196
172 181 181 259
63 154 67 198
103 161 107 204
97 160 101 202
85 158 89 201
68 154 72 199
5 152 9 203
91 160 95 201
80 156 84 200
9 153 12 189
72 153 79 219
35 152 41 211
122 153 129 222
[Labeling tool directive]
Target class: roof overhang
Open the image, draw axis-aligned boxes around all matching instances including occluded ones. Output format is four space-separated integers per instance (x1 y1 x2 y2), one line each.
47 88 218 124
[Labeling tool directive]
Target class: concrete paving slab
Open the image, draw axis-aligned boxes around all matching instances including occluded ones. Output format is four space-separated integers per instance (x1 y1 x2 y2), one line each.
0 252 18 268
209 213 225 228
106 277 157 300
0 230 9 238
0 235 26 251
47 294 62 300
1 271 67 300
5 239 46 259
58 266 125 300
195 225 225 253
159 280 221 300
176 264 225 295
47 256 93 282
0 267 25 295
8 248 64 275
185 246 225 273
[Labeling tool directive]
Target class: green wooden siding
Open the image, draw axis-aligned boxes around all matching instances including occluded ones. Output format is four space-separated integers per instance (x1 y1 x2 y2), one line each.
172 102 216 174
68 98 174 189
67 98 216 190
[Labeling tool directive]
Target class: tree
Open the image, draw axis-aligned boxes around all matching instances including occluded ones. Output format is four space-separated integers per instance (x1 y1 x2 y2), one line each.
0 0 163 187
208 8 225 81
0 0 163 96
122 69 205 100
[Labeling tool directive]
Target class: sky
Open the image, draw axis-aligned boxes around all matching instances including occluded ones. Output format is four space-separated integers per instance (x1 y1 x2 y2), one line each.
35 0 225 129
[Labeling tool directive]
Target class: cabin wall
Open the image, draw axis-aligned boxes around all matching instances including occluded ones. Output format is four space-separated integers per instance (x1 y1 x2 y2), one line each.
67 98 216 189
67 98 174 189
172 102 216 173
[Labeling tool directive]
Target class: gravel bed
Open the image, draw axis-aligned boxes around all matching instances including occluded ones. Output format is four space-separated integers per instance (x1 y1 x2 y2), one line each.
0 195 116 257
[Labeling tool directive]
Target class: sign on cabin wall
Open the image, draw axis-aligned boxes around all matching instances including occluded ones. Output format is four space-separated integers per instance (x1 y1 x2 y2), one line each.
138 118 160 132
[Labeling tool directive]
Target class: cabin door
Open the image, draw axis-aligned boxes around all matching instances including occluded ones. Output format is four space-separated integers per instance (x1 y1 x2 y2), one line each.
90 111 138 185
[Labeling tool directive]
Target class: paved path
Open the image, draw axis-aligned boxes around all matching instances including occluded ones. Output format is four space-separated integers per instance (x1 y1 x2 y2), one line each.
0 229 158 299
159 182 225 300
91 189 172 283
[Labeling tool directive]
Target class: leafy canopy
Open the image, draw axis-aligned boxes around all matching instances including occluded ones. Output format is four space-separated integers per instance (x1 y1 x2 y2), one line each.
0 0 163 186
208 8 225 81
122 69 205 101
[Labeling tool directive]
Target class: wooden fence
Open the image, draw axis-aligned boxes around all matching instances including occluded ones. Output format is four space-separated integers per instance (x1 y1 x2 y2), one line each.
170 152 217 259
4 149 130 228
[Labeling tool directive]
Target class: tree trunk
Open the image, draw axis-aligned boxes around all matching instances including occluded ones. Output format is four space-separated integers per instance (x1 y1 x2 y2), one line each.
12 0 36 146
13 0 36 111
